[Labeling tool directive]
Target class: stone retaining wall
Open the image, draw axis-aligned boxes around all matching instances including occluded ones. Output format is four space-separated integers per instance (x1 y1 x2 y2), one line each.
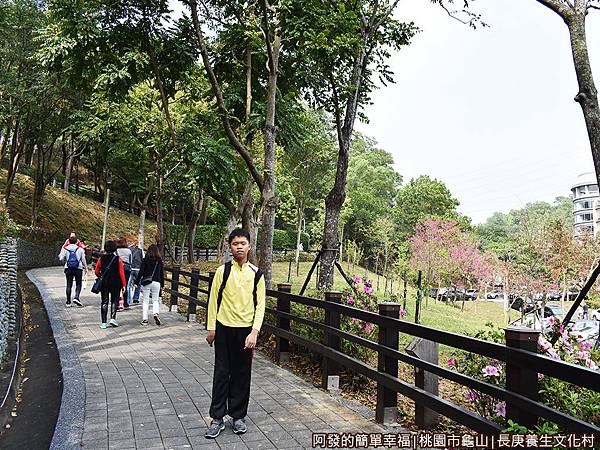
16 239 63 270
0 239 18 364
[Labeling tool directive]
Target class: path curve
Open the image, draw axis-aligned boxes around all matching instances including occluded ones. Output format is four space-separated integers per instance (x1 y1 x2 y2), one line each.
28 267 385 450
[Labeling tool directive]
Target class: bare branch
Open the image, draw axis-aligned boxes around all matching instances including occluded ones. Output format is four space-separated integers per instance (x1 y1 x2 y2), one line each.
205 184 236 214
261 0 275 73
534 0 573 19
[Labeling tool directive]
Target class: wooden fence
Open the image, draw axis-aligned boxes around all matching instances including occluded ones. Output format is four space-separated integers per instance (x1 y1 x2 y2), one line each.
161 265 599 436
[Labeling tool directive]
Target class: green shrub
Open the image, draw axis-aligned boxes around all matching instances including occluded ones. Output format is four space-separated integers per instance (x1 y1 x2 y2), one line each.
194 225 226 248
259 229 309 249
0 206 19 239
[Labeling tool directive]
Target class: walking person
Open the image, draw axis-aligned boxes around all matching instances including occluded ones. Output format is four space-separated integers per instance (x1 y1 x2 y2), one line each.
58 235 88 307
95 240 127 329
134 244 164 326
205 229 265 439
128 243 144 304
116 238 133 310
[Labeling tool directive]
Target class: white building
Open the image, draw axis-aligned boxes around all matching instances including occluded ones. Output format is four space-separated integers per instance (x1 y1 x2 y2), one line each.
571 172 600 237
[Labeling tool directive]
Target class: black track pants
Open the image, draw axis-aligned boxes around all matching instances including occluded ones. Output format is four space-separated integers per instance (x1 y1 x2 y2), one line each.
209 321 253 420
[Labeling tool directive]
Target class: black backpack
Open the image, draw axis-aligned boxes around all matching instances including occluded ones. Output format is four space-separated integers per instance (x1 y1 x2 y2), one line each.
216 261 263 315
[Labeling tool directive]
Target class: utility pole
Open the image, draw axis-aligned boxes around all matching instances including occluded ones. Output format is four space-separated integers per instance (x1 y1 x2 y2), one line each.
100 174 112 251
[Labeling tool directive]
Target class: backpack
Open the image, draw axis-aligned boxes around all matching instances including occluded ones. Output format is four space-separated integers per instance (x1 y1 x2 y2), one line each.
66 249 80 269
216 261 263 316
120 250 132 272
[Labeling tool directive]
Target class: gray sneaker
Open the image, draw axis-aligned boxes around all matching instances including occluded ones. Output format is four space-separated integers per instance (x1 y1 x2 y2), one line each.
205 419 225 439
232 418 247 435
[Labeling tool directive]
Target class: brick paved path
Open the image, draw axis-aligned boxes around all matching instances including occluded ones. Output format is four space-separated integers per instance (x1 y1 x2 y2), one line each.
28 267 385 450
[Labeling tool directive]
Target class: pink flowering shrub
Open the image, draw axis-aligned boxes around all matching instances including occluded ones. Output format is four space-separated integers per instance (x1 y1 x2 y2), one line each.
448 322 600 429
336 274 406 362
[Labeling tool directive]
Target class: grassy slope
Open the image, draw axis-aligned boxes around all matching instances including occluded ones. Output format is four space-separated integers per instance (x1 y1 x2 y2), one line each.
0 170 157 244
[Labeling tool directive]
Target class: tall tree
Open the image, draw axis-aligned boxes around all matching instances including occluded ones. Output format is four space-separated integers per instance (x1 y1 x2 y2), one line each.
286 0 416 287
393 175 466 238
184 0 282 287
534 1 600 186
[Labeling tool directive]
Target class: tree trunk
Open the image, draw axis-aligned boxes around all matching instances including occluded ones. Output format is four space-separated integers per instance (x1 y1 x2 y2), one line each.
318 135 351 288
31 143 47 229
4 118 22 205
155 163 165 256
242 191 258 265
318 37 368 288
75 159 80 194
187 190 204 263
0 120 12 165
138 181 153 248
63 152 75 191
258 6 281 290
567 12 600 188
138 207 147 248
219 215 238 262
199 197 209 225
295 199 304 277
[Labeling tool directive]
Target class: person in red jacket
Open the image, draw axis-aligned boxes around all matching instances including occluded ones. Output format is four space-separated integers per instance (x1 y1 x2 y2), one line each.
94 240 127 329
62 232 87 250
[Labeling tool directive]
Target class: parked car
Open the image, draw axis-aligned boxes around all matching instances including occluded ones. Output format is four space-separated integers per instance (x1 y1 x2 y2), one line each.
544 304 564 320
567 290 587 301
441 288 465 301
568 320 599 343
487 290 501 299
430 287 448 299
547 292 561 301
511 296 535 313
465 289 478 301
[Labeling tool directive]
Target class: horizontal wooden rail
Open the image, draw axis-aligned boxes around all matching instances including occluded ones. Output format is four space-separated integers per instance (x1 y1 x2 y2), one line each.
158 265 600 435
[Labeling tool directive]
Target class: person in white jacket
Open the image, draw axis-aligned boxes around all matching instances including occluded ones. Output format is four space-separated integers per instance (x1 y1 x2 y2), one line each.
58 235 88 307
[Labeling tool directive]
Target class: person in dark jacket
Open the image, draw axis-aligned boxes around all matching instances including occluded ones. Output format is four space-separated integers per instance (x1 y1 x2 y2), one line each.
134 244 164 326
95 240 127 329
128 243 144 304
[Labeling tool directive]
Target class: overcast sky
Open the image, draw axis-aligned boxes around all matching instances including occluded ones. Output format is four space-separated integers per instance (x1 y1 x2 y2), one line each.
355 0 600 224
171 1 600 224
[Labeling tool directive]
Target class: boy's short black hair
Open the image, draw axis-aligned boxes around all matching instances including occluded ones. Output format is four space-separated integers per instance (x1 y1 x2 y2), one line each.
228 228 251 245
104 240 117 253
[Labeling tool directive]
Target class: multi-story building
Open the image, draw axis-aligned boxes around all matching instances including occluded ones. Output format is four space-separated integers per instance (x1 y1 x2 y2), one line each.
571 172 600 237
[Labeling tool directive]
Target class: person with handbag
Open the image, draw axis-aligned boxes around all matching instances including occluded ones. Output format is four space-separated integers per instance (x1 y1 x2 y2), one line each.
134 244 164 326
94 240 127 329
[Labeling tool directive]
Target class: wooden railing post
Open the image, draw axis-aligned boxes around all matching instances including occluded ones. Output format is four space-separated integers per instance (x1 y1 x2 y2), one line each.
376 302 400 424
505 327 540 428
322 291 341 391
205 271 216 329
170 265 180 312
187 268 200 322
275 283 292 363
407 338 439 429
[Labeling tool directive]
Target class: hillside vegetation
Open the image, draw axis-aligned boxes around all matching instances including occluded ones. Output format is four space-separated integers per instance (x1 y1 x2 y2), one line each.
0 170 156 245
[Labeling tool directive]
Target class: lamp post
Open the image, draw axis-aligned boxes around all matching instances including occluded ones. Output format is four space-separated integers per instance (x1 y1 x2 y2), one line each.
100 174 113 251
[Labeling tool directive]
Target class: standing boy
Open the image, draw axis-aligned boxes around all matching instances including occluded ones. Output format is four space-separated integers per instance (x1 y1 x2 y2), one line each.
205 229 266 439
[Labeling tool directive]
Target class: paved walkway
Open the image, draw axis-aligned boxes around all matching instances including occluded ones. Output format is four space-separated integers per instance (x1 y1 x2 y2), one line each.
28 267 385 450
